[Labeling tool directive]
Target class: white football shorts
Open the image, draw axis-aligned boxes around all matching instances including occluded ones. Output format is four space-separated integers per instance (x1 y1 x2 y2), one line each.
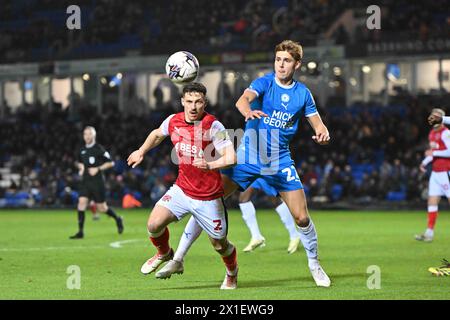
428 171 450 197
156 184 227 239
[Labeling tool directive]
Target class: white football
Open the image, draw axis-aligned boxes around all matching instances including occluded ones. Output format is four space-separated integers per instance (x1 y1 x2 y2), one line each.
165 51 199 84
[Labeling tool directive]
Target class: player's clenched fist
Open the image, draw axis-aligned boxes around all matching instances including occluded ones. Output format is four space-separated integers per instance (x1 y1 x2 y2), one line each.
127 149 144 168
312 131 330 145
193 157 210 170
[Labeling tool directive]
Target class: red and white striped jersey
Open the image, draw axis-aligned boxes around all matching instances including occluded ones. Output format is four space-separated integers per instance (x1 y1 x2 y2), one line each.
160 112 231 200
429 126 450 172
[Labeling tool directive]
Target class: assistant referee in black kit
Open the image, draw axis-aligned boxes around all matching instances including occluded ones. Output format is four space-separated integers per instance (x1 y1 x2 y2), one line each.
70 126 124 239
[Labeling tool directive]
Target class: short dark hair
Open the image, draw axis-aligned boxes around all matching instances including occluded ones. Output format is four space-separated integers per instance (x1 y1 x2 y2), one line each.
182 82 207 97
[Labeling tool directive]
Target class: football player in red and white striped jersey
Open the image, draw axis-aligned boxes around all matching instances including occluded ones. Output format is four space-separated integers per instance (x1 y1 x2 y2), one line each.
127 82 239 289
417 108 450 242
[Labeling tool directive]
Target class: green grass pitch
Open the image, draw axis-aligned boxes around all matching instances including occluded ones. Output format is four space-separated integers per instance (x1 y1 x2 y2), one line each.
0 209 448 300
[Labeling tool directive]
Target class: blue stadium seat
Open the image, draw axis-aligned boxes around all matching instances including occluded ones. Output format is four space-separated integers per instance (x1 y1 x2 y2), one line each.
351 172 364 186
131 167 144 177
71 191 79 203
0 19 29 30
386 191 406 201
331 184 343 201
15 192 29 200
114 159 127 174
303 185 310 197
133 191 143 200
272 0 289 8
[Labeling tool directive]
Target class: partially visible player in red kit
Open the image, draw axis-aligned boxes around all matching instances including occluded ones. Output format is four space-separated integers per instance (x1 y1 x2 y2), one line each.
416 108 450 242
127 82 239 289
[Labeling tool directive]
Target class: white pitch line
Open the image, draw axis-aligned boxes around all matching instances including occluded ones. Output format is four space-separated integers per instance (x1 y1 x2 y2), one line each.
0 239 145 252
109 239 142 248
0 246 106 252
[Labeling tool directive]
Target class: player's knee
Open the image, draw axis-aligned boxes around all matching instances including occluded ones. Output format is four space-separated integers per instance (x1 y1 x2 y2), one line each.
273 197 283 206
239 192 251 203
211 238 228 254
238 195 248 203
295 216 310 228
97 204 107 213
212 241 223 253
147 221 163 234
77 201 88 211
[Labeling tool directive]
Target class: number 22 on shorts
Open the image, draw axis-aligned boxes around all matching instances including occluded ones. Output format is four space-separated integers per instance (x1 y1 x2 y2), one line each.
282 165 300 182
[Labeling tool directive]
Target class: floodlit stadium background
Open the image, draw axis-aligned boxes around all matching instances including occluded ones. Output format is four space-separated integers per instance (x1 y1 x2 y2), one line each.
0 0 449 210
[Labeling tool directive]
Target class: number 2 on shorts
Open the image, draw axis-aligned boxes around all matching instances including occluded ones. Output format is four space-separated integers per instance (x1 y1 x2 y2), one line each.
213 219 222 231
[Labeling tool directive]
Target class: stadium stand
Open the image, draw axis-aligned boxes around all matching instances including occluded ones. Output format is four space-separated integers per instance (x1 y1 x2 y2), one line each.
0 92 446 208
0 0 448 208
1 0 448 62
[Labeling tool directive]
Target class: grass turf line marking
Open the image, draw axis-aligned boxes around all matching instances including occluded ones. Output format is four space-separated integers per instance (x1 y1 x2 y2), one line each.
109 239 142 248
0 246 106 252
0 239 144 252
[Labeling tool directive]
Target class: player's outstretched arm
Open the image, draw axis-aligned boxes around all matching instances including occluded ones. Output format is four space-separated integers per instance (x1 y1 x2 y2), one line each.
307 114 330 145
127 128 167 168
99 161 114 171
235 89 268 121
88 161 114 176
193 144 237 171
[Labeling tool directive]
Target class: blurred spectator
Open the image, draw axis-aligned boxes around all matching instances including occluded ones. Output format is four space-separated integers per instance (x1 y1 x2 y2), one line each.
0 91 448 208
150 180 167 204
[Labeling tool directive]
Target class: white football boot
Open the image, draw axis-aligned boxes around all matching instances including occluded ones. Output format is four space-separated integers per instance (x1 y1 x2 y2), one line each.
309 262 331 287
243 237 266 252
414 234 433 242
155 259 184 279
220 268 238 290
287 237 301 254
140 249 174 275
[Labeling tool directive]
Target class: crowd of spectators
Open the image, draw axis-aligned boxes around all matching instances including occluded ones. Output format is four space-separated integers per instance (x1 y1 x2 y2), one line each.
0 90 446 209
0 0 448 62
345 0 450 46
0 0 449 209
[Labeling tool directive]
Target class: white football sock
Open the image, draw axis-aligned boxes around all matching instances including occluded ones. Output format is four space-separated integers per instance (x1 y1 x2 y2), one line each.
425 228 434 238
275 201 300 240
239 201 264 240
298 219 318 261
173 216 202 262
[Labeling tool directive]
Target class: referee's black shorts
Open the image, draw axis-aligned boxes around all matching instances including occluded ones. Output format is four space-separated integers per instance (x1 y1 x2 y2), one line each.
78 179 106 203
